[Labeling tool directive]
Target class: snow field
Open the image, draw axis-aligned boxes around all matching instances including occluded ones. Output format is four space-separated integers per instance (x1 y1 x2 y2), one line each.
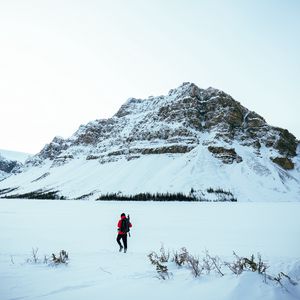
0 200 300 300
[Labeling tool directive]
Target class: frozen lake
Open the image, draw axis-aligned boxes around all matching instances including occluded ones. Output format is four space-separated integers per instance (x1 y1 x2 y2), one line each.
1 199 300 300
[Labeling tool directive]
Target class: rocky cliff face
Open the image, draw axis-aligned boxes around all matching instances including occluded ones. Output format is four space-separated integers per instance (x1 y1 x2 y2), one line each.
0 155 23 180
1 82 299 201
27 82 298 169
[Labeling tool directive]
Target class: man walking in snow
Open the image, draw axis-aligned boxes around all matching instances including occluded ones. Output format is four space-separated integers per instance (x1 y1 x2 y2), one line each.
116 213 132 253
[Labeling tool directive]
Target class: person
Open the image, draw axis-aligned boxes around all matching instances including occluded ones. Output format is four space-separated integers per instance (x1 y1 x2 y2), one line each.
116 213 132 253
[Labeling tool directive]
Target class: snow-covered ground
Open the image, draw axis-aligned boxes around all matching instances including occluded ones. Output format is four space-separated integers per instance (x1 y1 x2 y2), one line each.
1 199 300 300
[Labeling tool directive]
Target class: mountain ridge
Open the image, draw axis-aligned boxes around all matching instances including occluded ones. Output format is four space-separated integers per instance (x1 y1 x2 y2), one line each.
1 82 299 201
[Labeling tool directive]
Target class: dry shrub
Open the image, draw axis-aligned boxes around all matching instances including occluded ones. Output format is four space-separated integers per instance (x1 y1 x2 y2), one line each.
148 250 170 280
51 250 69 265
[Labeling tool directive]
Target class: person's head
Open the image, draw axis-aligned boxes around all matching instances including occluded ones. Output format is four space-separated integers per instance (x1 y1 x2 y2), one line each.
121 213 125 217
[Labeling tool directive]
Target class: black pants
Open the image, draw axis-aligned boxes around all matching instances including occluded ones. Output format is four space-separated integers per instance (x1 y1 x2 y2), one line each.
116 234 127 249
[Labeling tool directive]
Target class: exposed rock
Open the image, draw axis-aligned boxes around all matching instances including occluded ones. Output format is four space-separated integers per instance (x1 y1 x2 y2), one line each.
106 145 194 157
31 172 50 182
73 119 115 145
126 155 140 161
0 155 23 180
51 155 74 167
271 157 294 170
253 140 261 149
208 146 243 164
158 97 201 129
168 82 203 100
115 98 143 118
108 150 126 156
86 155 100 160
35 136 69 161
245 112 266 128
99 155 119 164
273 128 297 157
141 145 194 155
0 159 22 173
202 92 246 130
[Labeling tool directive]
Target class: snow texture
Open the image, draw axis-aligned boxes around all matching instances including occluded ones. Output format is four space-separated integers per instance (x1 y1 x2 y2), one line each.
0 199 299 300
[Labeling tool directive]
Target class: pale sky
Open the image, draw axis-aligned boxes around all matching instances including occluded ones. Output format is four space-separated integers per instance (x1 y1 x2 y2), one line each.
0 0 299 154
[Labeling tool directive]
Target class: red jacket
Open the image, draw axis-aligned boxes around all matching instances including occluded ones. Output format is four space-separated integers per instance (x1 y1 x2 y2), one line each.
117 215 132 235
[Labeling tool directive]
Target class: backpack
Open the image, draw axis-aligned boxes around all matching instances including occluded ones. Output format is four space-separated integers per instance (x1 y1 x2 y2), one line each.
121 217 130 233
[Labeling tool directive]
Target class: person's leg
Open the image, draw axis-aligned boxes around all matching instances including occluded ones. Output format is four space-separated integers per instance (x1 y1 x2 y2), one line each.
116 234 123 251
122 234 127 252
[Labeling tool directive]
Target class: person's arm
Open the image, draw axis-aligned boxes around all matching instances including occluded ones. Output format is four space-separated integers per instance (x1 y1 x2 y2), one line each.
117 220 122 231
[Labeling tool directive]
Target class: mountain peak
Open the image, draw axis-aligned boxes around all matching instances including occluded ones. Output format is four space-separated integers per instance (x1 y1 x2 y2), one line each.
2 82 299 201
168 82 202 98
28 82 297 162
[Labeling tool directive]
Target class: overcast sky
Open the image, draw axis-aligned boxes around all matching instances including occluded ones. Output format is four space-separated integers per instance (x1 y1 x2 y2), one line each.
1 0 299 154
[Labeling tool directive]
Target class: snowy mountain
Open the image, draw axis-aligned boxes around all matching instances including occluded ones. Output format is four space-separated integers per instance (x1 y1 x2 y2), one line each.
0 149 31 181
0 82 299 201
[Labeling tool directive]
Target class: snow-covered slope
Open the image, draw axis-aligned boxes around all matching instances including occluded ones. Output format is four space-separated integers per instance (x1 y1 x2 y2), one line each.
0 83 299 201
0 149 31 181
